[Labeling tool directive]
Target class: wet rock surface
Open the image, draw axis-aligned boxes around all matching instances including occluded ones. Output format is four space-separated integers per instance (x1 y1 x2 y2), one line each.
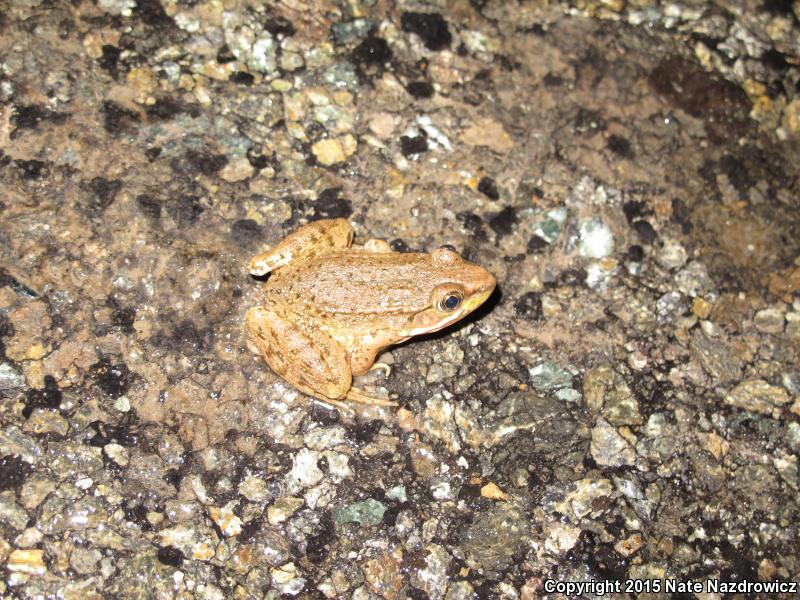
1 0 799 598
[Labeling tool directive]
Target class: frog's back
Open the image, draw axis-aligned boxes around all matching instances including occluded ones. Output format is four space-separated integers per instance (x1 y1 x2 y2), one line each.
266 250 439 315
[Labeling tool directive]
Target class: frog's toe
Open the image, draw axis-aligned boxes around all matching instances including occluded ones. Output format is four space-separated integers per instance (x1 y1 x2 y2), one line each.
345 387 398 406
311 397 356 414
367 362 392 377
249 251 286 275
249 218 354 276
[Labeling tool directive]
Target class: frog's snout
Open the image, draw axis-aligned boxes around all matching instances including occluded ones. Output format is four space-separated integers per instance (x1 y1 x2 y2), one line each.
465 265 496 298
481 271 497 294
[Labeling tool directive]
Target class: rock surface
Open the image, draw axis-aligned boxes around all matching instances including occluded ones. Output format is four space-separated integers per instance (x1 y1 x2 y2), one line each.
1 0 799 597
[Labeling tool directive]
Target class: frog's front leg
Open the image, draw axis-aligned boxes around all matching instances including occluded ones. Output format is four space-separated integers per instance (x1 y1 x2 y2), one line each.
349 331 403 376
245 306 352 402
249 218 354 276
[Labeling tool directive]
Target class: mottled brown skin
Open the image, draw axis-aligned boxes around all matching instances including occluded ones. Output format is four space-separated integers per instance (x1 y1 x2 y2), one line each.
245 218 496 407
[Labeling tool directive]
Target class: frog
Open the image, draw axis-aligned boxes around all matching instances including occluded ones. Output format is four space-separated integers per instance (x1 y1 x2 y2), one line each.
245 218 496 409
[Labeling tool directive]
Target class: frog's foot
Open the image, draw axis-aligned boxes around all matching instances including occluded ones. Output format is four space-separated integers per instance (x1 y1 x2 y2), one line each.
245 306 352 401
345 387 398 407
367 362 392 377
310 397 356 414
249 218 354 275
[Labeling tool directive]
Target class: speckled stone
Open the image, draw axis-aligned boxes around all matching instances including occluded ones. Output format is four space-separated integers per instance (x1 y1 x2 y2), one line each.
267 497 304 525
635 413 679 463
409 544 450 599
159 522 218 561
311 136 357 166
19 474 57 511
6 548 46 575
24 408 69 436
38 491 100 535
2 1 800 596
674 261 714 296
725 379 791 416
0 426 44 465
69 546 103 575
578 218 615 258
786 422 800 452
689 330 743 383
543 477 613 522
219 157 254 182
529 362 574 391
238 472 271 503
590 418 637 467
657 291 688 324
209 504 243 537
45 441 103 479
754 307 785 334
0 363 24 390
426 339 463 383
583 365 643 426
287 449 324 492
657 238 688 269
364 549 404 600
332 498 386 526
543 521 581 554
0 491 29 531
460 503 530 573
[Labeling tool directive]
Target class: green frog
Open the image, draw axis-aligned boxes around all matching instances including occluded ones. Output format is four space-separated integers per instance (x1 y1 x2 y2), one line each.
245 218 496 408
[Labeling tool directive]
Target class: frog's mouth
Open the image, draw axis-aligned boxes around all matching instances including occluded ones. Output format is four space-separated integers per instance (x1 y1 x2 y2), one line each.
406 288 494 337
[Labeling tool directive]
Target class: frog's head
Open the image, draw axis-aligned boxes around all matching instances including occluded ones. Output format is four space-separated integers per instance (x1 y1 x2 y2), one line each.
406 246 496 336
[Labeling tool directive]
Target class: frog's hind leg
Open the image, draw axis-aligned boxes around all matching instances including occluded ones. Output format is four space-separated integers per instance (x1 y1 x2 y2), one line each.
245 306 352 402
249 218 354 276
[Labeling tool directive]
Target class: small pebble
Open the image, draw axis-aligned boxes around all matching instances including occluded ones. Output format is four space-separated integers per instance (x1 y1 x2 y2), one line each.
219 157 255 182
7 548 47 575
754 307 785 334
657 238 688 269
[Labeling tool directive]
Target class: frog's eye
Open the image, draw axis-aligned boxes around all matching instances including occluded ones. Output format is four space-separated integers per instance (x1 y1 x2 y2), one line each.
440 244 457 252
438 291 463 312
